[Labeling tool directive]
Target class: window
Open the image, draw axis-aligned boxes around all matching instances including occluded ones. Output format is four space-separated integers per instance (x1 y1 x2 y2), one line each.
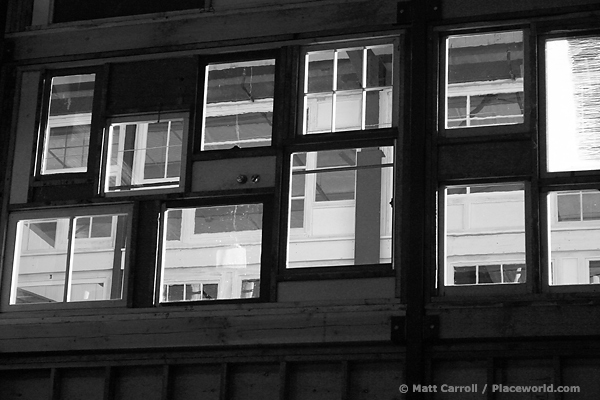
441 30 525 134
441 183 527 291
285 37 398 273
201 59 275 150
546 190 600 286
542 33 600 291
39 73 96 175
10 35 399 310
4 206 131 307
545 35 600 172
287 146 394 268
159 203 265 303
104 114 188 193
301 41 395 134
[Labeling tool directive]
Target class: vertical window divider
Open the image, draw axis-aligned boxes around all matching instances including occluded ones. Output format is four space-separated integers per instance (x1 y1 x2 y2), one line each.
63 216 76 302
332 50 339 133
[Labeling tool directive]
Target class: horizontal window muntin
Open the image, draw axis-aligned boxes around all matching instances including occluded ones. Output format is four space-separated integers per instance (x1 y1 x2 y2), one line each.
40 73 96 175
4 205 132 308
441 182 527 289
287 145 394 268
103 113 188 194
300 38 397 136
159 202 265 304
201 58 276 151
545 34 600 173
441 29 525 133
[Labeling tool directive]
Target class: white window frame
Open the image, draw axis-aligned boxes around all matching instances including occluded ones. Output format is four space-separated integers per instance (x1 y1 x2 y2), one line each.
103 112 189 195
299 37 398 136
41 113 92 175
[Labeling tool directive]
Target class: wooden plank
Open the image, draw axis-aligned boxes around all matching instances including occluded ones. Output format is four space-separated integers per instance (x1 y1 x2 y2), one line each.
433 304 600 340
6 0 398 62
438 140 532 181
0 302 400 353
9 71 40 204
442 0 600 20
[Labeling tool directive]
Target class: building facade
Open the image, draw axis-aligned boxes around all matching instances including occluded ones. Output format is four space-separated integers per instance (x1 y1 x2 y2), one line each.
1 0 600 399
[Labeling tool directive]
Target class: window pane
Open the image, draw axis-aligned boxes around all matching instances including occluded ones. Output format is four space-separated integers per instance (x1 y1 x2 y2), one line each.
203 60 275 150
42 74 95 174
287 146 394 267
546 36 600 172
106 116 185 192
10 212 128 304
444 183 526 286
549 190 600 285
445 31 524 130
303 42 394 134
161 204 263 302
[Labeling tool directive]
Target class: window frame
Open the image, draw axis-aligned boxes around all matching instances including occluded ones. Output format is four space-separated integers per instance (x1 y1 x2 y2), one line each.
437 26 532 139
156 195 274 306
34 67 105 181
538 28 600 293
0 204 134 312
437 181 534 297
296 36 400 140
101 112 190 196
278 34 402 280
193 49 281 156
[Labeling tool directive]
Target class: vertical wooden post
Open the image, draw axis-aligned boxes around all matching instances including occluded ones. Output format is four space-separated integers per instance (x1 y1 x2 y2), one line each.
402 0 440 398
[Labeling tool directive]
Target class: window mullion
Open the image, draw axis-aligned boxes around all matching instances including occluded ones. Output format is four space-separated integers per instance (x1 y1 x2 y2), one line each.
63 217 76 302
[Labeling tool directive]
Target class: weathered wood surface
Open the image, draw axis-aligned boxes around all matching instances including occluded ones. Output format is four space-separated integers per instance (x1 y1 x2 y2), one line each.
432 302 600 340
6 0 399 63
0 300 403 353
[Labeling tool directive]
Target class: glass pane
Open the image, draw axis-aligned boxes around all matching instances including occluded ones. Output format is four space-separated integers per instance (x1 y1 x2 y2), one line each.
549 190 600 285
365 89 392 129
582 192 600 220
11 212 128 305
546 36 600 172
307 50 334 93
445 31 524 129
12 218 70 304
444 183 526 286
287 146 394 267
106 117 185 192
303 42 394 135
557 193 581 221
337 48 362 90
161 204 263 302
70 214 128 301
454 266 476 285
367 45 394 88
335 91 362 131
42 74 95 174
203 60 275 150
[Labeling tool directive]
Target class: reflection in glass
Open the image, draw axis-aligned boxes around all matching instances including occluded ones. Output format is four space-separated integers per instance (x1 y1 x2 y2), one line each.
287 146 394 267
303 44 393 134
42 74 95 174
548 190 600 285
445 31 524 129
10 213 128 304
546 36 600 172
106 117 184 192
444 183 526 286
203 60 275 150
161 204 263 302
